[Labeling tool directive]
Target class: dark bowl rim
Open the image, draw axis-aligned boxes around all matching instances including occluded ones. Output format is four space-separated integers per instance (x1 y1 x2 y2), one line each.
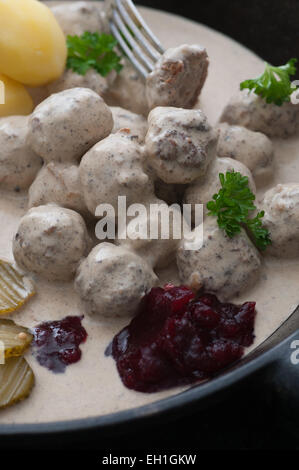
0 327 295 437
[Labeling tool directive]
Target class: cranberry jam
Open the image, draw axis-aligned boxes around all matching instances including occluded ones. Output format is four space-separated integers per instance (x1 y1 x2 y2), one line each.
111 285 256 392
33 316 87 373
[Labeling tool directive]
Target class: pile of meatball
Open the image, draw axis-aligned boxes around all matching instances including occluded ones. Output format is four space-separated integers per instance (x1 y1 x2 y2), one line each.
1 2 299 319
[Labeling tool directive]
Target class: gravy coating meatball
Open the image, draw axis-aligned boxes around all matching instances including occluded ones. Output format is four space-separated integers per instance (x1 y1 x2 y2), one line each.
185 157 256 220
146 45 209 110
110 106 148 144
117 201 182 269
104 59 148 116
177 218 261 299
27 88 113 163
261 183 299 257
220 90 299 138
80 130 154 217
13 205 91 281
51 1 109 37
216 123 274 185
28 163 87 216
145 107 217 184
0 116 42 191
75 243 158 318
47 69 114 99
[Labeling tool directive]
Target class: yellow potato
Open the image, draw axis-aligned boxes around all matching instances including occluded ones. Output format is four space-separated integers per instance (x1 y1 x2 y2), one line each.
0 74 33 117
0 0 67 86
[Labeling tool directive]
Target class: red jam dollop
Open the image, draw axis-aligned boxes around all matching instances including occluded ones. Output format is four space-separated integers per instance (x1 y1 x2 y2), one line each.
33 316 87 373
111 285 256 392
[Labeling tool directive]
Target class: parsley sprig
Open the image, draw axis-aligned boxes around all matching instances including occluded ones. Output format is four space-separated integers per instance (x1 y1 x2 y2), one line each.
207 171 271 251
66 32 123 77
240 58 298 106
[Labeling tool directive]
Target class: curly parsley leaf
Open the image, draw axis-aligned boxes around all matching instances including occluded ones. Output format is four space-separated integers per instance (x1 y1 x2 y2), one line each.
245 211 272 251
240 58 298 106
207 171 271 250
66 32 123 77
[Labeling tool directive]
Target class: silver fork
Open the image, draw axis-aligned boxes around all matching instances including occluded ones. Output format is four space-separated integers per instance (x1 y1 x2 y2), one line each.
105 0 165 78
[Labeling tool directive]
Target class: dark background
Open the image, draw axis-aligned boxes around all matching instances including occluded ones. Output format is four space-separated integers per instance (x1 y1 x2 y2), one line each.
138 0 299 77
2 0 299 453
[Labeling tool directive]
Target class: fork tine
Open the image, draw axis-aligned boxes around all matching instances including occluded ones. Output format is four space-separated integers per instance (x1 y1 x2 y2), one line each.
112 10 155 72
122 0 164 54
110 22 148 78
116 0 161 62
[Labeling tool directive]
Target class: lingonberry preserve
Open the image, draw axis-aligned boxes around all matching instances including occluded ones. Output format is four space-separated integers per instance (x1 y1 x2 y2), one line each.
111 285 256 392
33 316 87 373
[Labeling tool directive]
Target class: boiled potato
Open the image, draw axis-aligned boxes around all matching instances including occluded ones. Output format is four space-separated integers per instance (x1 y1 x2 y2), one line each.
0 73 33 117
0 0 67 86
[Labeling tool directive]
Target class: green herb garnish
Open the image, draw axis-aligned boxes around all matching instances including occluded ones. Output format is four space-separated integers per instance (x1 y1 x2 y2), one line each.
240 58 298 106
207 171 271 250
66 32 123 77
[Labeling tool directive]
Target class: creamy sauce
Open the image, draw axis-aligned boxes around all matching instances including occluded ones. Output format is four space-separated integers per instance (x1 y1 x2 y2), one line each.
1 4 299 425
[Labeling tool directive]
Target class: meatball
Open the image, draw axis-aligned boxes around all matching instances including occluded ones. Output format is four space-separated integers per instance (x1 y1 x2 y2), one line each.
13 205 91 281
51 1 109 37
261 183 299 257
104 59 148 116
216 123 274 185
47 69 115 99
220 90 299 138
110 106 148 144
27 88 113 163
145 107 217 184
75 243 158 318
116 201 182 269
185 157 256 220
176 218 261 299
80 130 154 217
0 116 42 191
146 45 209 110
28 162 87 216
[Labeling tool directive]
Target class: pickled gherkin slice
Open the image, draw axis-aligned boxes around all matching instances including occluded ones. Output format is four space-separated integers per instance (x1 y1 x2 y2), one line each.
0 356 34 409
0 259 35 314
0 319 33 359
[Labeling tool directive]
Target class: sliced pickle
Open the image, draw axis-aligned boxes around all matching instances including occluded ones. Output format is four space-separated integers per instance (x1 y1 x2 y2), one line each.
0 319 33 359
0 356 35 409
0 259 35 315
